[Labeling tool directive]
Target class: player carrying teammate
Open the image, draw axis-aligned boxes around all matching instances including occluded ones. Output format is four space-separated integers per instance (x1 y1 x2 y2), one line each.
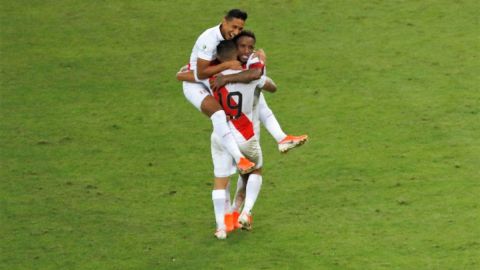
210 40 276 239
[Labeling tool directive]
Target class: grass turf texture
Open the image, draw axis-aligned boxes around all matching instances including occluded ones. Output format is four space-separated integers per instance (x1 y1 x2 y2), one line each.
1 0 479 269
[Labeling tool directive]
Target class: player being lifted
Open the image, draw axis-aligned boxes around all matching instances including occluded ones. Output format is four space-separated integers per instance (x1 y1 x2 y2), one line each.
179 9 308 175
209 40 276 239
181 9 254 174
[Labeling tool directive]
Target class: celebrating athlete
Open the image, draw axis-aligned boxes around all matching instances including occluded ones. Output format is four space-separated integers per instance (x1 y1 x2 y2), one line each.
209 40 276 239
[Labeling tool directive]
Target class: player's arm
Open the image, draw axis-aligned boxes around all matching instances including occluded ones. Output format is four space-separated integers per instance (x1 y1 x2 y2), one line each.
197 58 241 80
176 71 195 82
260 76 276 93
210 68 263 91
176 65 196 82
253 49 266 65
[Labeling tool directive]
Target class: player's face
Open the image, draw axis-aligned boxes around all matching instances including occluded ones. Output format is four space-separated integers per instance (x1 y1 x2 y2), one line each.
221 18 245 40
236 36 255 64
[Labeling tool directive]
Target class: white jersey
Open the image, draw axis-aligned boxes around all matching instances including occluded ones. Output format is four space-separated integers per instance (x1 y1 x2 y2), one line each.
213 69 266 144
245 55 267 135
188 25 224 81
245 54 266 76
210 71 266 176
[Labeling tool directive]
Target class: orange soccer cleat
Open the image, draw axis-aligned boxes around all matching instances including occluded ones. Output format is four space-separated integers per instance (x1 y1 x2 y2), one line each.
224 213 234 232
232 211 242 229
237 157 256 174
278 134 309 153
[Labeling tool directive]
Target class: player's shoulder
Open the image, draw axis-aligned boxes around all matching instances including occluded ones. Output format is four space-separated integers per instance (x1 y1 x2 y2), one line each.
246 54 265 70
197 25 221 42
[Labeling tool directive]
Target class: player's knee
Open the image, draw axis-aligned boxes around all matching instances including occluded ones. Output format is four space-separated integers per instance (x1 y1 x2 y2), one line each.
201 96 223 117
213 177 230 189
251 168 262 175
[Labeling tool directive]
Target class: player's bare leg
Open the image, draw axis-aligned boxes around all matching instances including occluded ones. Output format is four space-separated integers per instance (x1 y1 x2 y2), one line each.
201 96 255 174
200 94 223 118
223 181 235 232
231 175 247 229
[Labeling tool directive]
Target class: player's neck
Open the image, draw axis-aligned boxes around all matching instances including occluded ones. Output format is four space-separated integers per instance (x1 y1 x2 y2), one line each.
219 24 227 40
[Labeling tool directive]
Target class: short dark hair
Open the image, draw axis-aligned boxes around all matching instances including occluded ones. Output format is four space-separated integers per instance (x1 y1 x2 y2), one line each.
233 30 256 44
225 9 248 21
216 40 237 60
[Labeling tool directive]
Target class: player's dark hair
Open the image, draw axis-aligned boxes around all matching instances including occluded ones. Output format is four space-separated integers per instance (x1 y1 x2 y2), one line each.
225 9 248 21
233 30 256 44
216 40 237 60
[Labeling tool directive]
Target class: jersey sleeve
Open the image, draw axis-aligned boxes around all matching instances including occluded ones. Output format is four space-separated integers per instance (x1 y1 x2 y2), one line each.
256 75 267 89
246 55 265 71
197 38 216 61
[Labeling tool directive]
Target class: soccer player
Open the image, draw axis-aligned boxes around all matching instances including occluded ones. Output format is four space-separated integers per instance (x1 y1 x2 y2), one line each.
227 30 275 227
210 40 276 239
227 30 308 231
178 31 308 153
179 30 308 228
182 9 259 174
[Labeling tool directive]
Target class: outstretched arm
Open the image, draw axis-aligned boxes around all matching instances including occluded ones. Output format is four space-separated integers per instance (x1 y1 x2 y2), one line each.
210 68 263 91
197 58 242 80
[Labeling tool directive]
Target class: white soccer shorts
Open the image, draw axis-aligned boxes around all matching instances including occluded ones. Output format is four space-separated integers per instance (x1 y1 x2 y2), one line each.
210 133 263 177
182 80 211 111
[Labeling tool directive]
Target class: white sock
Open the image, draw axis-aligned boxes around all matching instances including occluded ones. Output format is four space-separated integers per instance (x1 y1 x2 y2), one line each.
231 176 246 212
210 110 243 162
242 174 262 215
259 94 287 143
212 189 226 230
225 182 231 214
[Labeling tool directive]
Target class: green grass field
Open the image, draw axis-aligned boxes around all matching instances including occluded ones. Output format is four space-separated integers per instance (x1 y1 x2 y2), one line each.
1 0 479 269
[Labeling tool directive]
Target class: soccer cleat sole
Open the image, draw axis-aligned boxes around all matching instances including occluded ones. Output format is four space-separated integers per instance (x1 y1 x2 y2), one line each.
238 166 256 175
238 214 253 231
279 136 309 153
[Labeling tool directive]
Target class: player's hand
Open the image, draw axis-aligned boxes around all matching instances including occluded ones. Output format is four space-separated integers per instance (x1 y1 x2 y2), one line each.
253 49 266 64
210 74 227 92
226 60 243 70
177 64 189 74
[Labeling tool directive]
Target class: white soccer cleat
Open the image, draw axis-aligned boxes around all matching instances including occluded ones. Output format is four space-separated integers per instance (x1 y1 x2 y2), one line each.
214 229 227 240
278 134 308 153
238 212 253 231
